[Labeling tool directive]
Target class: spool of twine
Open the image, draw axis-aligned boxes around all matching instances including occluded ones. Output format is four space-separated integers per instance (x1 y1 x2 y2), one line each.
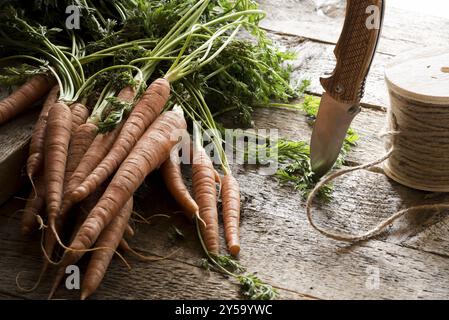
306 48 449 242
383 93 449 191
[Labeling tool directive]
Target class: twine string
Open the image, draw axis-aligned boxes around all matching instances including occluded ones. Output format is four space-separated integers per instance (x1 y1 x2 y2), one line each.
306 91 449 243
385 92 449 190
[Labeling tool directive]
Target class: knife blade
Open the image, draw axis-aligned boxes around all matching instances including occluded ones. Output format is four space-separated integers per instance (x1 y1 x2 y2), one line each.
310 0 385 178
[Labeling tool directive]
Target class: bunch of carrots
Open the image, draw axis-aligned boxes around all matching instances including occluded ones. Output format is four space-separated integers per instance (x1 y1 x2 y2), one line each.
0 0 296 300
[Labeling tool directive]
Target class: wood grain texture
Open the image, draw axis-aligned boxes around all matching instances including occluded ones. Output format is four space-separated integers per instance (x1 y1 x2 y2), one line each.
3 162 449 300
270 35 392 109
385 48 449 104
2 103 449 299
1 0 449 301
232 107 449 258
243 105 387 166
0 86 38 205
259 0 449 56
0 196 310 300
320 0 384 103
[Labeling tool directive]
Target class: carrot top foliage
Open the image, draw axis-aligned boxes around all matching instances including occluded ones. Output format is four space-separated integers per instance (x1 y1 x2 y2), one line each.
270 95 359 200
1 0 307 300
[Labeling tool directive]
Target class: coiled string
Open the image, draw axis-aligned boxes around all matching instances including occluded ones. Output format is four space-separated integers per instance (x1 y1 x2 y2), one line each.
384 91 449 192
306 91 449 242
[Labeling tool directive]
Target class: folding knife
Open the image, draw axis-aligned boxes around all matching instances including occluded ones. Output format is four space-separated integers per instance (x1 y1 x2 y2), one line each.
310 0 385 178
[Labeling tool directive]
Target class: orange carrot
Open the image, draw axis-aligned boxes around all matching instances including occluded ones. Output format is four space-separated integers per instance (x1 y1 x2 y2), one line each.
221 174 241 256
45 103 72 232
47 186 106 299
42 122 98 262
64 124 122 204
81 197 133 300
69 102 89 133
21 176 45 236
192 146 219 255
64 123 98 185
0 75 55 125
116 86 136 103
119 238 131 252
125 224 134 238
64 108 187 265
64 86 136 205
160 154 199 220
26 84 60 179
72 78 170 203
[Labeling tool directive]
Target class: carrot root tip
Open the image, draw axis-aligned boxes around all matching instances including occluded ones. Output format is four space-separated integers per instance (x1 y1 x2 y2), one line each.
80 290 89 300
229 245 241 257
36 215 45 230
196 213 207 229
70 189 85 203
28 174 38 200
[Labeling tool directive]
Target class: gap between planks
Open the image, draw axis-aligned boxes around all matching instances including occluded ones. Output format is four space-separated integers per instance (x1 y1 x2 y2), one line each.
0 198 313 300
258 0 449 57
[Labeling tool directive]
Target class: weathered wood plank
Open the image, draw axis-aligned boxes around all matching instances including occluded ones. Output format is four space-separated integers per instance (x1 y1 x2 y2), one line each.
259 0 449 56
2 103 449 300
148 166 449 300
0 170 449 299
0 197 310 300
226 105 449 260
1 1 448 301
239 170 449 299
271 36 391 109
249 105 387 166
0 290 25 300
89 169 449 300
0 103 38 206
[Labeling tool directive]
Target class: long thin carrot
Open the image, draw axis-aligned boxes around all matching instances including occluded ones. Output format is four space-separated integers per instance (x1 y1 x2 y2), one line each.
80 197 133 300
62 123 94 190
221 174 241 256
26 84 60 179
42 122 98 262
69 102 89 134
192 146 220 255
63 124 122 206
64 107 186 265
160 153 199 220
0 74 55 125
125 224 134 238
64 123 98 185
72 78 170 203
119 238 131 252
21 176 45 236
48 185 106 299
63 86 136 206
45 102 72 235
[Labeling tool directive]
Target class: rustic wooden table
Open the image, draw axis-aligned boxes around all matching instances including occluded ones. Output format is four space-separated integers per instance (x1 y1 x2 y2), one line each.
1 0 449 300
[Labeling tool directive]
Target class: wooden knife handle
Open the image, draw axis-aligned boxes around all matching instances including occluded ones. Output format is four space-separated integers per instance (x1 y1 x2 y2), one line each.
321 0 384 104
